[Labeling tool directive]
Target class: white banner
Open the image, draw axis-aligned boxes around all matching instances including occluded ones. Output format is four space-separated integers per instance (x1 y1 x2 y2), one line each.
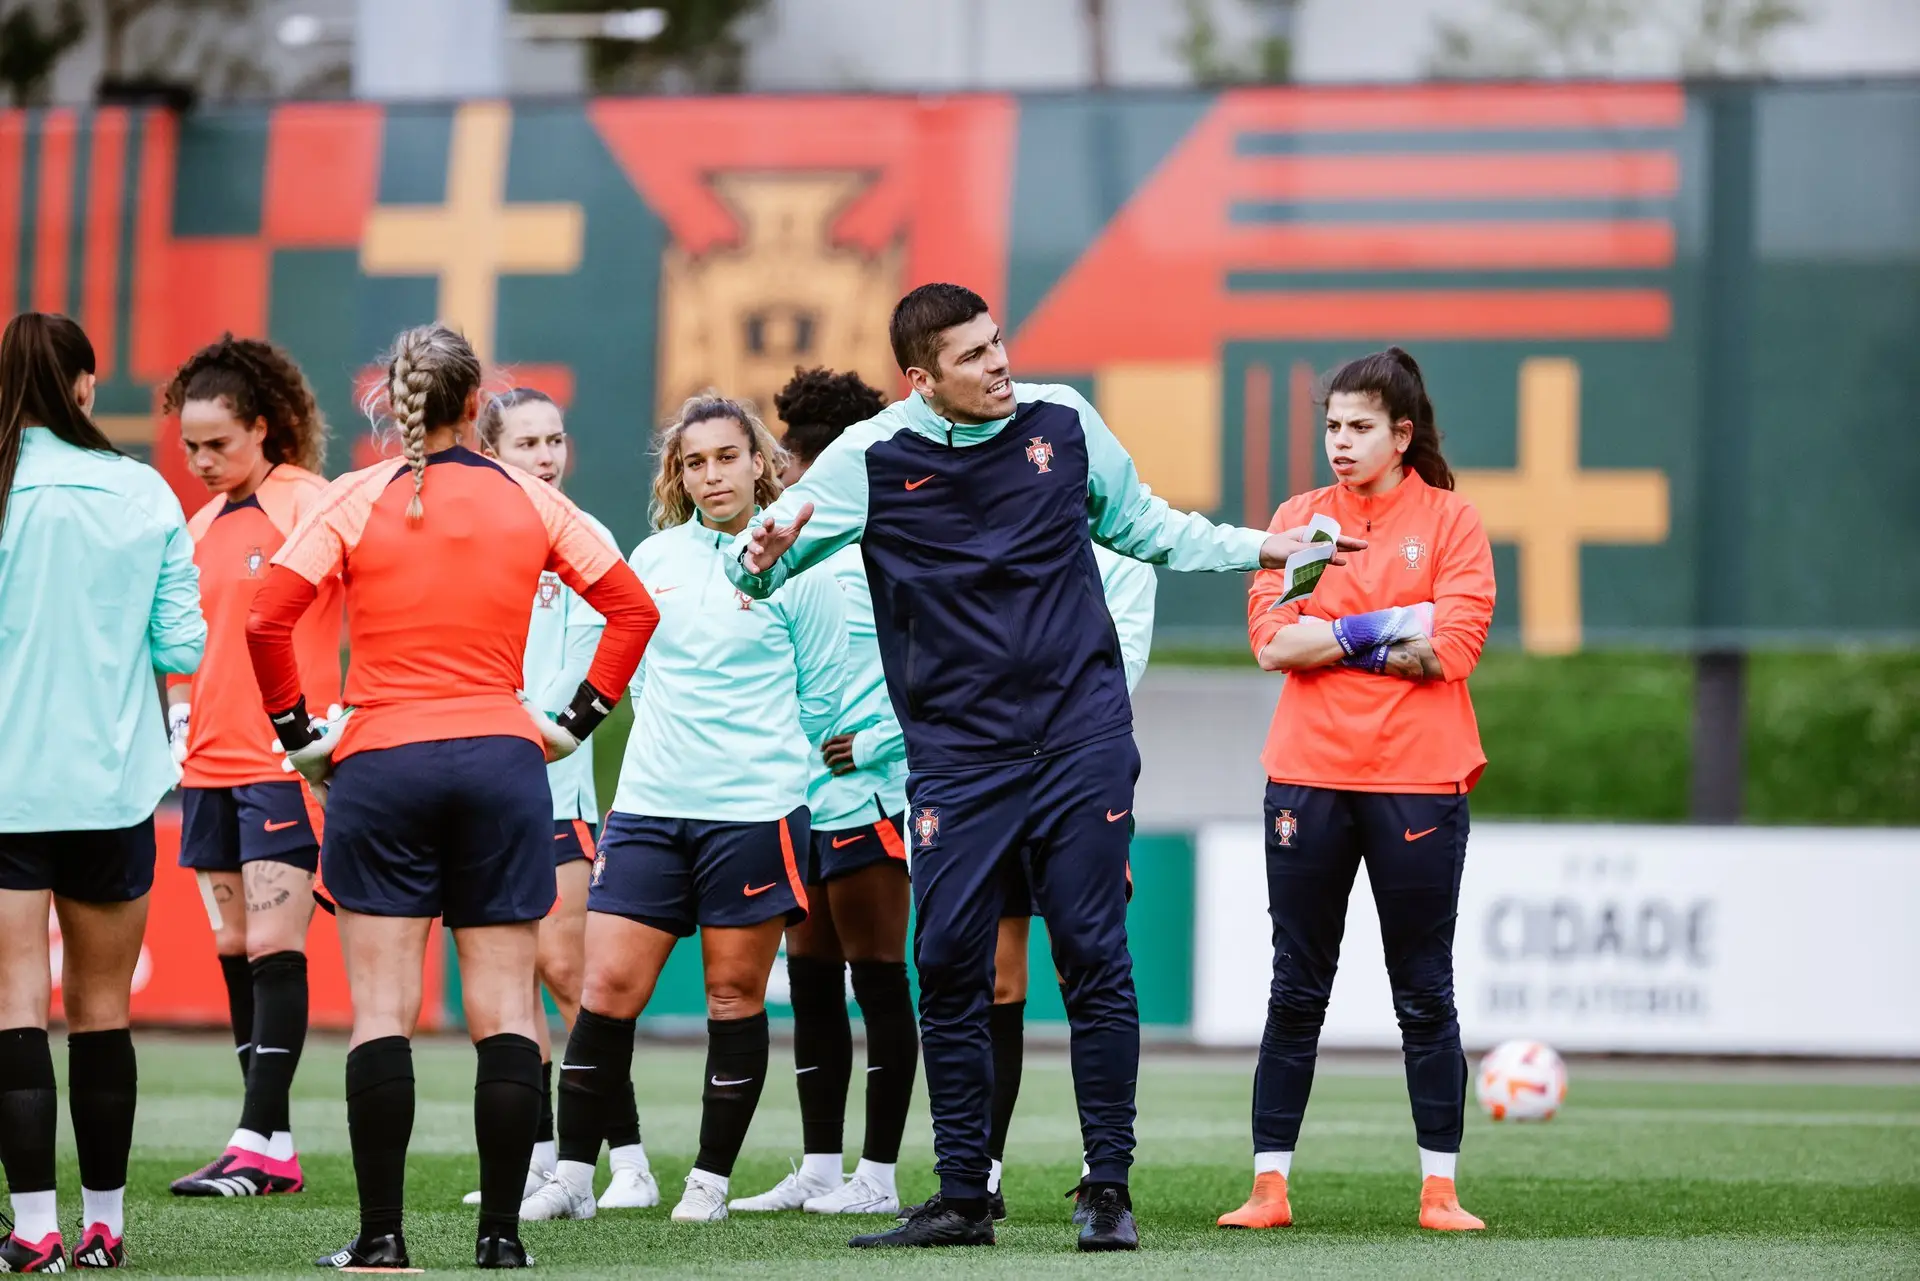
1193 821 1920 1056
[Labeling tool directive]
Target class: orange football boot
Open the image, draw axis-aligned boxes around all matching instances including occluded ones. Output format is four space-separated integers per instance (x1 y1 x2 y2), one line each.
1418 1176 1485 1230
1216 1171 1292 1228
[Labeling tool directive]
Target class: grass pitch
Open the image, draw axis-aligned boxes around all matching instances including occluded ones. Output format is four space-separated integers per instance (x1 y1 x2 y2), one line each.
35 1034 1920 1277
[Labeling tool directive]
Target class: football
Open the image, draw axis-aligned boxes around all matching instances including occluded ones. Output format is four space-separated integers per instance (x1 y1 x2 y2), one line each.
1476 1039 1569 1121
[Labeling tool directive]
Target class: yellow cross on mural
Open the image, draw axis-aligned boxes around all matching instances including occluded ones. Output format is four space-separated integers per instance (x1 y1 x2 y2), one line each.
1457 357 1670 654
360 102 583 364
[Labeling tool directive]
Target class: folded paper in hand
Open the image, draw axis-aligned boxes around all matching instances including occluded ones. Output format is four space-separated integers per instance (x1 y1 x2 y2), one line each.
1275 514 1342 607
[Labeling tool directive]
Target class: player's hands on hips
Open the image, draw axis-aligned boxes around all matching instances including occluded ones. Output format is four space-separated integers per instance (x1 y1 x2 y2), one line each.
742 503 814 574
277 704 349 808
1257 525 1366 569
167 701 192 766
823 732 858 776
521 695 582 764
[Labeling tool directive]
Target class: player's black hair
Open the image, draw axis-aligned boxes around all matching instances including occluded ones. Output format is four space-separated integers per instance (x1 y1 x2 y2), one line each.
0 312 111 537
163 332 329 473
889 282 989 376
1324 346 1455 491
773 366 887 462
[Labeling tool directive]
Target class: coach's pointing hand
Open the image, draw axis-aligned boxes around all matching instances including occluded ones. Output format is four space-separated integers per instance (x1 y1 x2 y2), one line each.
743 503 814 574
1257 525 1367 570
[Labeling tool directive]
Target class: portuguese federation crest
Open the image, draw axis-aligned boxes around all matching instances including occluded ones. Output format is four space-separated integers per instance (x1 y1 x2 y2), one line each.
245 546 264 578
913 807 941 849
1274 809 1297 848
1400 535 1427 571
536 574 560 609
1026 437 1054 473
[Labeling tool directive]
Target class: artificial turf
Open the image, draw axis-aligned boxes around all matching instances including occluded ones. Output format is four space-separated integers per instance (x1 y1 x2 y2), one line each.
30 1035 1920 1277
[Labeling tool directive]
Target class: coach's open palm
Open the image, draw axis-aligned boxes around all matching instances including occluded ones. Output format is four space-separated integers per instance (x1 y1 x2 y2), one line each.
742 503 815 574
1258 525 1366 569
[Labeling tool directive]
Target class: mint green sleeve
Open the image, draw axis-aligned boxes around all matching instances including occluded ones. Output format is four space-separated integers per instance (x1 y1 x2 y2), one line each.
784 568 849 748
850 715 906 770
539 591 605 714
1096 547 1158 694
147 487 206 676
1037 385 1267 572
725 428 872 599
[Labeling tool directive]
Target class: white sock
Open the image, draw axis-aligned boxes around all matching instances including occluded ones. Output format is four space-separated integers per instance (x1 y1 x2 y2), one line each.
1418 1148 1456 1181
268 1130 295 1162
1080 1157 1091 1179
9 1190 57 1241
687 1167 728 1196
1254 1150 1293 1177
530 1139 557 1174
854 1158 896 1193
228 1127 271 1157
554 1159 595 1195
609 1142 649 1172
802 1152 842 1186
987 1158 1004 1194
80 1186 124 1237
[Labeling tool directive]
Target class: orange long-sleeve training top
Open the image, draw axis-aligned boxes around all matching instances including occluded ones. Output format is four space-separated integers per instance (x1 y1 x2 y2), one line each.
1248 469 1495 794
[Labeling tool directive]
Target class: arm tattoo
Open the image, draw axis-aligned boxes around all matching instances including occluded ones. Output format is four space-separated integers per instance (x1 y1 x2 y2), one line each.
1382 637 1443 680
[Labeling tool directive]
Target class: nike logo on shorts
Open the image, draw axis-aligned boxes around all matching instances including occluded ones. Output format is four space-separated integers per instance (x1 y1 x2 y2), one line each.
559 1063 592 1071
1106 810 1129 823
711 1075 754 1088
263 819 301 832
743 882 777 896
1405 826 1438 842
796 1065 818 1074
831 834 864 849
255 1046 290 1055
905 475 936 490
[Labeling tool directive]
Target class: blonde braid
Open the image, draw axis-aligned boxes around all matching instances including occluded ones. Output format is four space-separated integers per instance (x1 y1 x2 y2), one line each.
389 331 435 523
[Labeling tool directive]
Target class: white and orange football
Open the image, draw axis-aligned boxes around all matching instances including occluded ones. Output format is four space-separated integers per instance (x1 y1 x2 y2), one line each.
1475 1039 1568 1121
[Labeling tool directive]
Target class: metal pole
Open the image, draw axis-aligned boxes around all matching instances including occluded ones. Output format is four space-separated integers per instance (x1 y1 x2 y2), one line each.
1085 0 1110 88
1690 83 1756 823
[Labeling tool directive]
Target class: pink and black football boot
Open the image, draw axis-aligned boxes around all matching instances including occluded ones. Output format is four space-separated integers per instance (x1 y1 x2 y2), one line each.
71 1222 125 1269
169 1146 304 1197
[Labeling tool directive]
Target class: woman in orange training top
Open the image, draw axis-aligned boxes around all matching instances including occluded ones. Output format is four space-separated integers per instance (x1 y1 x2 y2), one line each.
162 335 342 1200
1222 347 1494 1235
245 324 658 1272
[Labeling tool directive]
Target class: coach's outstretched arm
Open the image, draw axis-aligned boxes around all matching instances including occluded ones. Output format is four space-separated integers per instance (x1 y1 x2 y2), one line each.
725 426 873 599
1055 386 1363 571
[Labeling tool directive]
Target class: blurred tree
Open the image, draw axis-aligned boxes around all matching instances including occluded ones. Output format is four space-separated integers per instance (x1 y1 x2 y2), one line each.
0 1 87 106
1172 0 1298 86
512 0 767 92
1431 0 1808 78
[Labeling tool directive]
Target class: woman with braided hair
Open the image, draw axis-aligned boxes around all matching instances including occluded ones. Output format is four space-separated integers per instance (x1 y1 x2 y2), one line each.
244 323 660 1270
163 333 345 1202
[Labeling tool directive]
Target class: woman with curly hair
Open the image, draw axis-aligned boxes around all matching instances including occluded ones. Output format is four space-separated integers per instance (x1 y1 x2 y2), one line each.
162 334 344 1201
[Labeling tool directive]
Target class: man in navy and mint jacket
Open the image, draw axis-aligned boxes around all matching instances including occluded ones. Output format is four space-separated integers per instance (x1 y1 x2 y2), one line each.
727 284 1359 1252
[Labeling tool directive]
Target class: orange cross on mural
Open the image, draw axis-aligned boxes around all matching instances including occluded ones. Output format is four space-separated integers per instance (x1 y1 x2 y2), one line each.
359 102 583 363
1456 358 1669 654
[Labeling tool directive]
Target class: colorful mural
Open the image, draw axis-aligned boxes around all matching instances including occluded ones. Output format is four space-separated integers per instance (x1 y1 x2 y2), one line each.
4 81 1915 649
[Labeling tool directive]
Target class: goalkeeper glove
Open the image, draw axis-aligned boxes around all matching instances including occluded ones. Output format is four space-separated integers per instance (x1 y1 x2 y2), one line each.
1331 602 1434 658
269 698 350 807
167 702 191 766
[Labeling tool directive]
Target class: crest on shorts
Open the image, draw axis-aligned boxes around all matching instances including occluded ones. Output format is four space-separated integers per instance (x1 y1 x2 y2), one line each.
536 574 560 609
591 853 607 887
1026 437 1054 473
1274 809 1297 847
913 807 941 848
1400 535 1427 570
245 546 264 578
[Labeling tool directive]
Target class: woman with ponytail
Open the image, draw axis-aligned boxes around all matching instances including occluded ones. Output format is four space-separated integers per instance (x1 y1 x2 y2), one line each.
0 313 206 1272
162 334 343 1202
1223 347 1495 1234
243 323 659 1271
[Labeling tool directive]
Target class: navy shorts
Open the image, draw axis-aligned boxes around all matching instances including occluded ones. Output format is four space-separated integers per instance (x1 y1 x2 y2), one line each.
321 737 556 928
179 782 320 873
554 819 597 867
0 818 157 903
806 811 906 885
589 807 810 937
